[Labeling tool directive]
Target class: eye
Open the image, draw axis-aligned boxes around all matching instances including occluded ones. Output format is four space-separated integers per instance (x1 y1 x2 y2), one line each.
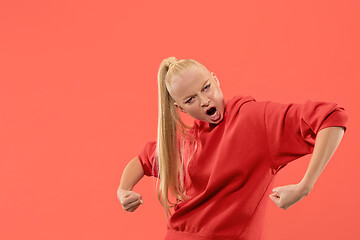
185 97 194 104
203 84 211 91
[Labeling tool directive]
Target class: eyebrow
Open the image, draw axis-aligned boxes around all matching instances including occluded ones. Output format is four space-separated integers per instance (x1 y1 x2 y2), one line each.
183 79 210 101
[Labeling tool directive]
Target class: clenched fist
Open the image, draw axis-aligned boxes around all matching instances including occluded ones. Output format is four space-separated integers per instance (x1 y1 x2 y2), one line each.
117 189 143 212
269 183 310 210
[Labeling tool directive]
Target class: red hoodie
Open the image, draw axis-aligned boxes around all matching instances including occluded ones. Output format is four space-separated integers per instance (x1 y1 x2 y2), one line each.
138 95 348 240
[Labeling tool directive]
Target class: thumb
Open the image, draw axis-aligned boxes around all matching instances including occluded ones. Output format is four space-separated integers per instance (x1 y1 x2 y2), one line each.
269 192 280 205
138 195 144 204
133 192 143 204
272 186 282 193
269 192 279 198
269 192 280 200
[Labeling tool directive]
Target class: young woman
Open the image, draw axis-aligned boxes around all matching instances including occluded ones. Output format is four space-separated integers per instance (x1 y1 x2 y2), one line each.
117 57 348 239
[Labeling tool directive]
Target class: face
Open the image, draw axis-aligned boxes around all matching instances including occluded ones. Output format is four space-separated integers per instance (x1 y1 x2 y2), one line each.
167 66 225 124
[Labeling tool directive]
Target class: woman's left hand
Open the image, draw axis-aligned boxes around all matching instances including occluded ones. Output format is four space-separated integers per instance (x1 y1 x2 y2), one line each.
269 183 311 210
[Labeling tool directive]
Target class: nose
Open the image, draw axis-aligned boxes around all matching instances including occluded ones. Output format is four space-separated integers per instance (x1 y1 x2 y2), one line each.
199 94 210 107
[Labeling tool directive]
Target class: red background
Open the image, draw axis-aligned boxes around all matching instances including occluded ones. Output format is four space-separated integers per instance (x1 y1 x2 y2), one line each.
1 0 359 239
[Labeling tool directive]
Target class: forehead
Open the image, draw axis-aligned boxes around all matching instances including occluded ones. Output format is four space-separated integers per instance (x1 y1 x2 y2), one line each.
168 66 210 100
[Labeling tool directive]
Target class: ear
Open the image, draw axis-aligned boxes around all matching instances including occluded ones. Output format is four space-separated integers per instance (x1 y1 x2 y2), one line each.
174 102 186 113
211 72 220 87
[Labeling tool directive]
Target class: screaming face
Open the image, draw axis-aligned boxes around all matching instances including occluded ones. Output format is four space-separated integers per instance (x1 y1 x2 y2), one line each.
167 66 225 125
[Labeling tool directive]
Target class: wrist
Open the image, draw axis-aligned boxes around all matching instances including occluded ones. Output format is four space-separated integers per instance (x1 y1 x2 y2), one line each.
298 180 313 196
118 186 133 193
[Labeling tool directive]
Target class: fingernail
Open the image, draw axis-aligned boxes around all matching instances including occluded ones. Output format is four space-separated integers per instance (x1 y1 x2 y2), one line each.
140 199 143 204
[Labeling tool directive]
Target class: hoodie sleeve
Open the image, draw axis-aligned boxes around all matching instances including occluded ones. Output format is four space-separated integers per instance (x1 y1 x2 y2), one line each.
264 100 348 172
137 141 159 178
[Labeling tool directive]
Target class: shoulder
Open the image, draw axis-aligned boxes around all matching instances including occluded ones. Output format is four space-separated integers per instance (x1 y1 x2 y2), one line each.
139 140 157 159
225 95 266 118
226 94 256 109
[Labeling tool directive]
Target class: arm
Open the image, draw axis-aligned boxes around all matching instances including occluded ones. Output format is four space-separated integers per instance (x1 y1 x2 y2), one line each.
117 156 145 212
119 156 145 191
269 126 345 210
300 126 345 192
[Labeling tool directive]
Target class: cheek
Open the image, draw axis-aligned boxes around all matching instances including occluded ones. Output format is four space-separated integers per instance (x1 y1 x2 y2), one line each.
213 90 225 110
185 106 204 118
212 88 224 101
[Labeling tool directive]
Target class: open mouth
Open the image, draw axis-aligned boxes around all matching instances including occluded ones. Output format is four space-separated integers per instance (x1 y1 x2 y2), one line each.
206 107 217 116
206 107 221 122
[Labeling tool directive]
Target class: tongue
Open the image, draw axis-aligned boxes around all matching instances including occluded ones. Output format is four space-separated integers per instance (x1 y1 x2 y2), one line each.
208 109 220 121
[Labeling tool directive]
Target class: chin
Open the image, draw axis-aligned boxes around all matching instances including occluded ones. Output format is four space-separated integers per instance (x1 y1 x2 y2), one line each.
210 114 224 125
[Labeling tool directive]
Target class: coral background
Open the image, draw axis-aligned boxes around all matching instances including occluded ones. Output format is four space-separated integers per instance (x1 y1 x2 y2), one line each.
1 0 359 239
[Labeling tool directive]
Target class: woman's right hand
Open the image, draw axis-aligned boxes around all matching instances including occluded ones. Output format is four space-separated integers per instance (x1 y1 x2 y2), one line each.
117 189 143 212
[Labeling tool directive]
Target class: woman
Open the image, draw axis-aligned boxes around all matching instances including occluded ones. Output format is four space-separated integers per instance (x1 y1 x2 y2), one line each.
118 57 348 239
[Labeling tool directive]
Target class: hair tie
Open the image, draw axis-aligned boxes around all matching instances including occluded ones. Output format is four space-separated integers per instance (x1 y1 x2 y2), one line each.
168 62 176 69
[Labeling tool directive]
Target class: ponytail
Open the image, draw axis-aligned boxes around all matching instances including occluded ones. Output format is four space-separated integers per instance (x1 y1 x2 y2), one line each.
155 57 200 219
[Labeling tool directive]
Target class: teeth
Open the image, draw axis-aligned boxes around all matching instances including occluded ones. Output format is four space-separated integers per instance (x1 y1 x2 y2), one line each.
210 109 217 117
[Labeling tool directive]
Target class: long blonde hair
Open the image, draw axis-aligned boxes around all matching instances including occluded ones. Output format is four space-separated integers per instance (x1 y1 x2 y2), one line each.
156 57 206 219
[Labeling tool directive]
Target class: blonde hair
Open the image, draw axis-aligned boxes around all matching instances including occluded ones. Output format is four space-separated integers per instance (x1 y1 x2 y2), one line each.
156 57 206 219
